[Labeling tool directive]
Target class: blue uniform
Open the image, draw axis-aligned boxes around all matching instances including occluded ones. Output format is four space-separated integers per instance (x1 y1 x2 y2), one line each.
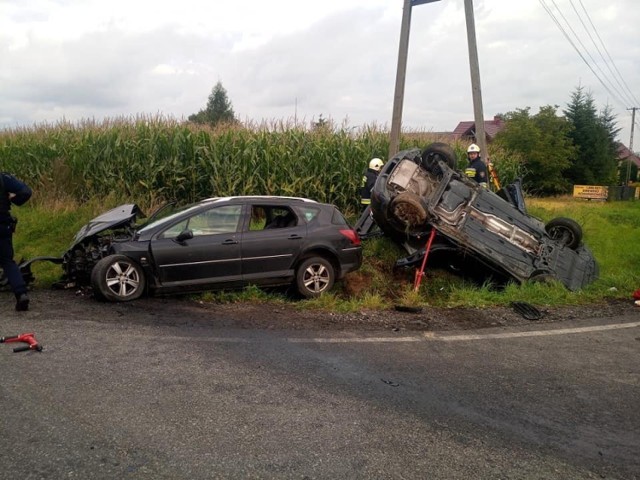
465 157 488 187
0 173 32 309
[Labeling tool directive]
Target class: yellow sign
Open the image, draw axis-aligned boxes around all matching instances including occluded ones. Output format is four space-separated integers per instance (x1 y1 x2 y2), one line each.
573 185 608 200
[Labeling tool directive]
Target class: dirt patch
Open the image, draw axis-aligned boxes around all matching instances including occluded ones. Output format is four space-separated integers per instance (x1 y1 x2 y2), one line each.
12 288 638 333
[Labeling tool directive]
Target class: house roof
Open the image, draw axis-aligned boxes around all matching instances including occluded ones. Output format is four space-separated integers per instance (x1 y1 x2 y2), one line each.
452 116 506 141
617 144 640 167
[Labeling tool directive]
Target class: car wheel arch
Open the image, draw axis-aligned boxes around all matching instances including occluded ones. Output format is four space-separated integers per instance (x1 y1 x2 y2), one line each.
296 249 340 277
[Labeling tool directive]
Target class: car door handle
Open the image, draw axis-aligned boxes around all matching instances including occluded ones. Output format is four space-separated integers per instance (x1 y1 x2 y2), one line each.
288 235 303 240
222 239 238 245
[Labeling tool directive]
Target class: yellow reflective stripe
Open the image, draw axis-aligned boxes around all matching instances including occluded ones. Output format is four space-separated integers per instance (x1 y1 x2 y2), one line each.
465 168 476 177
360 199 371 205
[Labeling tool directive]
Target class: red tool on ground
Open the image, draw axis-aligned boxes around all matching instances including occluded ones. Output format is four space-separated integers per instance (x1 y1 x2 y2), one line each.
0 333 43 352
414 228 437 292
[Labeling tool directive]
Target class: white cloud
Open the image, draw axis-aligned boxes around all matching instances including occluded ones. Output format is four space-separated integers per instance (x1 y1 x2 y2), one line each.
1 0 639 145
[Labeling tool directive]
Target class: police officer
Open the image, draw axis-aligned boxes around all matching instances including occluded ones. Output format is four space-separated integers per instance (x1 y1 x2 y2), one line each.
464 144 488 188
0 172 32 311
360 157 384 210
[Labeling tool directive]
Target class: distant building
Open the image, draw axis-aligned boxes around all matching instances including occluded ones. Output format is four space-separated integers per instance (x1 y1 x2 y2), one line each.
452 116 506 143
616 143 640 168
617 143 640 183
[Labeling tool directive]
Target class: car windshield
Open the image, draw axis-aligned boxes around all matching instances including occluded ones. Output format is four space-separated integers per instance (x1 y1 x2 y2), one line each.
137 203 204 235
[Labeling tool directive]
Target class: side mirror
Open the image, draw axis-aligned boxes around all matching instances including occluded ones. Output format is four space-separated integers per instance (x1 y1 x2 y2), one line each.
175 229 194 243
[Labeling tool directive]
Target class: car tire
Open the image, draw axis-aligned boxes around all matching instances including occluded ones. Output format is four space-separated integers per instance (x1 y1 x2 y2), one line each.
528 272 559 285
91 255 146 302
545 217 582 249
390 192 428 228
295 256 335 298
420 142 457 175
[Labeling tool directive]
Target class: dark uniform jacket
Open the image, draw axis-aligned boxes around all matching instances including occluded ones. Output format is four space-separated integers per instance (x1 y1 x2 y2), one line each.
0 173 32 224
465 157 488 187
359 168 378 205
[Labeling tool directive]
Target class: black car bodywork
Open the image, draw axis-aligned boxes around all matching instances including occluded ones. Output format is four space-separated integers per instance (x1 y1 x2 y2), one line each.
20 196 362 302
364 144 598 290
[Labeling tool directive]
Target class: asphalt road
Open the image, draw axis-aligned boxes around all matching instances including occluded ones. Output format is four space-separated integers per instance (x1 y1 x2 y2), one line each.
1 290 639 479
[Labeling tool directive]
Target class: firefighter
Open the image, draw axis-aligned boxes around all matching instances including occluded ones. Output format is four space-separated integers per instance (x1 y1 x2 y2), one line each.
359 158 384 210
464 144 488 188
0 172 32 311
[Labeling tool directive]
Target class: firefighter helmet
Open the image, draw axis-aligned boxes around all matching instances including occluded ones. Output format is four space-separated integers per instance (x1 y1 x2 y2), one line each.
369 158 384 171
467 144 481 154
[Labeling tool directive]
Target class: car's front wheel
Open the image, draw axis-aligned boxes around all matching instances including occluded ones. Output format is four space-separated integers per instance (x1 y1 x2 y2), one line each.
545 217 582 249
421 142 457 175
295 256 335 298
390 192 428 229
91 255 146 302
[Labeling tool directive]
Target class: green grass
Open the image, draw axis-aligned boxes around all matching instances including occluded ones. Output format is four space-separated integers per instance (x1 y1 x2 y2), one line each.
10 196 640 311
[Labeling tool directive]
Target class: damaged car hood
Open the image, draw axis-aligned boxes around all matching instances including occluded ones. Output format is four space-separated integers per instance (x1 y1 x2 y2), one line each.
71 204 144 246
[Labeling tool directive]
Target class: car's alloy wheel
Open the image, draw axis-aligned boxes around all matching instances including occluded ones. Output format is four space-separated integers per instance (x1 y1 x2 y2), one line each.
545 217 582 249
91 254 146 302
296 256 335 298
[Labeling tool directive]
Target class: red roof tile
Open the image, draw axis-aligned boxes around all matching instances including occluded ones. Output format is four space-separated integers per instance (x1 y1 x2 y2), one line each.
452 116 505 141
617 144 640 167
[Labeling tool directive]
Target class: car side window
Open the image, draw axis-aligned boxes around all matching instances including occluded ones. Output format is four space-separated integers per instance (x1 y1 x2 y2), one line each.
263 207 297 230
249 206 268 231
160 205 242 239
248 206 299 231
299 206 320 223
331 208 349 226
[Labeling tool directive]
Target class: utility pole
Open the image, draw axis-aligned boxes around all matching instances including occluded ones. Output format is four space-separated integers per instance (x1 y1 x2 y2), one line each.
389 0 441 159
626 107 637 185
463 0 487 159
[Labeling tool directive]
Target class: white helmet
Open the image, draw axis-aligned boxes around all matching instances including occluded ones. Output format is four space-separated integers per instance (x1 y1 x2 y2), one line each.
369 158 384 171
467 144 481 154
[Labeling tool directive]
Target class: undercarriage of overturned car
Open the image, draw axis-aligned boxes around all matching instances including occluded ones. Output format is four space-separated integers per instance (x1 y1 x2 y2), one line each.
356 143 598 291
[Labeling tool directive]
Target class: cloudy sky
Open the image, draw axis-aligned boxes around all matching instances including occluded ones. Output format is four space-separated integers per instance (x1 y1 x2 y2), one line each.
2 0 639 147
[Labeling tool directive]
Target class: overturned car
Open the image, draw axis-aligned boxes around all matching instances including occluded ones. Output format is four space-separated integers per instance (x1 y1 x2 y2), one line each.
360 143 598 290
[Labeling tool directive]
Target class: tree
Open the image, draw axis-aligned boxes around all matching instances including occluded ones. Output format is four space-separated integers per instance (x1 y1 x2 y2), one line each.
563 86 618 185
618 159 638 184
493 106 575 194
311 114 331 131
188 81 237 127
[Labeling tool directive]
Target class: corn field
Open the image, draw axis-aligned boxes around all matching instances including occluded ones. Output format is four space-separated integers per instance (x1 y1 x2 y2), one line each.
0 116 483 215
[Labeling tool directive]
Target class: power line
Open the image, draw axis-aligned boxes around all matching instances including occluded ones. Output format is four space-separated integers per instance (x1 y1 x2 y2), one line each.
576 0 640 106
568 0 637 107
539 0 640 148
542 0 630 109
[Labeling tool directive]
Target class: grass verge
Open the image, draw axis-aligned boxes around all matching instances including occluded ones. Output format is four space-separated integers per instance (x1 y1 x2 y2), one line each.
11 196 640 311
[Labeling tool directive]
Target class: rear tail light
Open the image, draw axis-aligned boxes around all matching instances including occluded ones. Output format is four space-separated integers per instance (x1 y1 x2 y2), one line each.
339 229 361 246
